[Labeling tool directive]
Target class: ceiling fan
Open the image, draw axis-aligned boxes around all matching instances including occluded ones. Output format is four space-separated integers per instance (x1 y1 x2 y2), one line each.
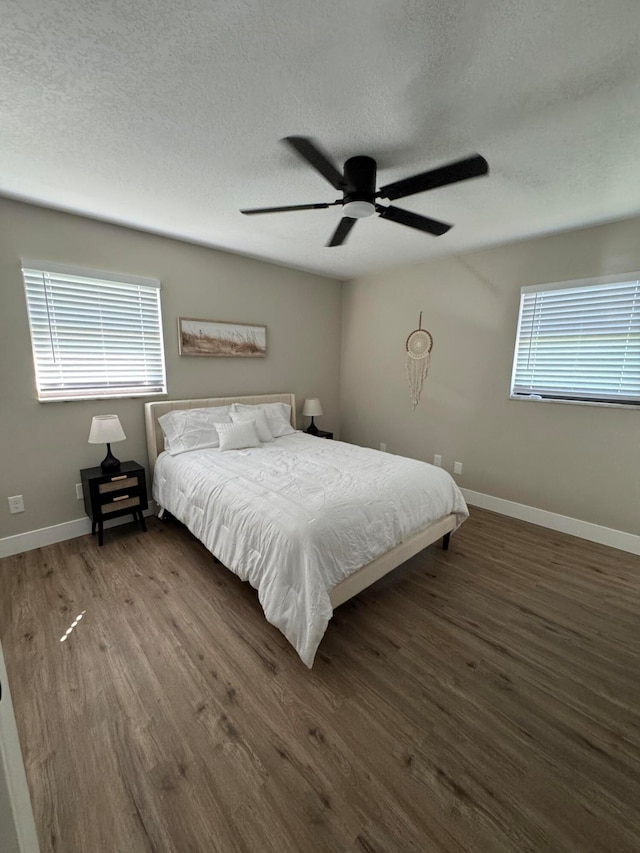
241 136 489 247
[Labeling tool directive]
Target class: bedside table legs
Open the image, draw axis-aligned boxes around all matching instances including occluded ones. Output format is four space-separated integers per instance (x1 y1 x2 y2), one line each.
92 512 146 546
90 519 103 545
90 519 103 546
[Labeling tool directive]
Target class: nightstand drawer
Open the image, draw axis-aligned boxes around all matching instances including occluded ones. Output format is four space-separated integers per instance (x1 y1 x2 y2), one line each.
99 475 140 494
102 495 141 514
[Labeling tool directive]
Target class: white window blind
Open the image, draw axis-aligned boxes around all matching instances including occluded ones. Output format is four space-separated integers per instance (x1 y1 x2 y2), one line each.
511 274 640 405
22 261 167 401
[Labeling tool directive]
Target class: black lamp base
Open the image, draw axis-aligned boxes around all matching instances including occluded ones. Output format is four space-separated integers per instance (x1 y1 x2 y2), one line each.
100 443 121 473
305 416 319 435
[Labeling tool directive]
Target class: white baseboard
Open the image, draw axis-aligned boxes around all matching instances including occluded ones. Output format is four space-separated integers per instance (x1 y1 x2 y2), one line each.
2 492 638 559
0 502 158 559
461 488 640 556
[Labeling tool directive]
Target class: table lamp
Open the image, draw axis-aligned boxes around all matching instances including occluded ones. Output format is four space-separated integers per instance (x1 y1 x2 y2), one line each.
303 398 323 435
88 415 126 472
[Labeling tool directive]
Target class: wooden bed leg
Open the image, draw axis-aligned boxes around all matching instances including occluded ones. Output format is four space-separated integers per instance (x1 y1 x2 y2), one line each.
157 507 165 520
442 532 451 551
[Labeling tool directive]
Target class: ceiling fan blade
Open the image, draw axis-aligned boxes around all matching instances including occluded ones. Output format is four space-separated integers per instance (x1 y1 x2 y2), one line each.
327 217 357 247
378 154 489 201
241 201 339 215
282 136 348 191
376 204 452 236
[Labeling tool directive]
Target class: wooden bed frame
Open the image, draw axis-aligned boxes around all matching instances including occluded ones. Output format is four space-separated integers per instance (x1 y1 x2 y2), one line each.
144 393 456 609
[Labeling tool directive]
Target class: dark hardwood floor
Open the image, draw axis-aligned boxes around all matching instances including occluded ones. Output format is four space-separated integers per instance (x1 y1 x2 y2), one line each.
1 508 639 852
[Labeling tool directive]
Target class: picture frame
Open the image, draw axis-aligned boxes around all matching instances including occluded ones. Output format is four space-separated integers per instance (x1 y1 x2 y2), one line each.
177 317 267 358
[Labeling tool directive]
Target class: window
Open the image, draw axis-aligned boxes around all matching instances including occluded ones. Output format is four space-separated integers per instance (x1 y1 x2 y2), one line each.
22 261 167 401
510 273 640 406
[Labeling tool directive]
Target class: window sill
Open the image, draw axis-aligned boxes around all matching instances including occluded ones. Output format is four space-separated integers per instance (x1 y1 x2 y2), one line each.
38 391 168 403
509 395 640 410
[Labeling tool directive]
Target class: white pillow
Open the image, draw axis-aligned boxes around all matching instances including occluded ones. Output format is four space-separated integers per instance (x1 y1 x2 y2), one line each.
231 409 273 442
158 406 233 455
216 419 262 451
233 403 295 438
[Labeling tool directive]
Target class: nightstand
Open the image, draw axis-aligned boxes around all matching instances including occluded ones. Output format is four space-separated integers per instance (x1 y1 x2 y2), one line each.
80 461 148 546
307 429 333 439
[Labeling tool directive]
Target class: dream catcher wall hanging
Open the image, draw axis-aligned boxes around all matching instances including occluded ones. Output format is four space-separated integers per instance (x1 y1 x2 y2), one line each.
406 311 433 408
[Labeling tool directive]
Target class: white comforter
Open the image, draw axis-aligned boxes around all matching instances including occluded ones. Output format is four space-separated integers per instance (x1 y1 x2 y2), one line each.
153 433 468 667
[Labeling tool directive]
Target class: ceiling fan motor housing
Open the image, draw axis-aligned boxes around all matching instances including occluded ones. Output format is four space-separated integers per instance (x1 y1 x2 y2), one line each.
342 156 377 217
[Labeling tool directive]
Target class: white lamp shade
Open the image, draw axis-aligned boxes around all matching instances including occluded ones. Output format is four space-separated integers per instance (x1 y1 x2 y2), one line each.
303 398 323 417
88 414 126 444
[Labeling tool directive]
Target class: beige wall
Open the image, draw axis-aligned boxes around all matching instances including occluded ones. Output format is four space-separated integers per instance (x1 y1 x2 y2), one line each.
2 196 638 541
0 198 341 538
340 217 640 535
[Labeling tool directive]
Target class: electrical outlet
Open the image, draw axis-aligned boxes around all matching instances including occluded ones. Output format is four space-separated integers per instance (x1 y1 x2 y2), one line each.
433 454 442 467
379 442 387 452
8 495 24 514
76 483 83 500
453 461 463 475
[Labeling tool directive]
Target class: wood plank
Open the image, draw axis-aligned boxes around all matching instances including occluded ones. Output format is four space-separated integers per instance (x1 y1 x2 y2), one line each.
1 508 639 851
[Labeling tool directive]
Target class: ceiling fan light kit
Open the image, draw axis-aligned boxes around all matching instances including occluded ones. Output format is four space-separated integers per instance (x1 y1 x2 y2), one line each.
241 136 489 247
342 200 375 219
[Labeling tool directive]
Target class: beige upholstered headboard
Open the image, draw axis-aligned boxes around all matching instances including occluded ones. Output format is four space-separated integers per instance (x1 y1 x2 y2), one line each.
144 393 297 475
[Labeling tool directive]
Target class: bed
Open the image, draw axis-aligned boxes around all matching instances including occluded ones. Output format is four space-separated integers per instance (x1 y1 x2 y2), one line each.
145 393 468 666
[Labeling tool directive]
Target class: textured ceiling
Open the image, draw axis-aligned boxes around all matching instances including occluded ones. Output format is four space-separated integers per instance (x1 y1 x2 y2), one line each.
2 0 640 280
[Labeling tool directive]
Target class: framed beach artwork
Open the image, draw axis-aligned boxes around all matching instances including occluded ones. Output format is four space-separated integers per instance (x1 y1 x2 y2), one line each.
178 317 267 357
